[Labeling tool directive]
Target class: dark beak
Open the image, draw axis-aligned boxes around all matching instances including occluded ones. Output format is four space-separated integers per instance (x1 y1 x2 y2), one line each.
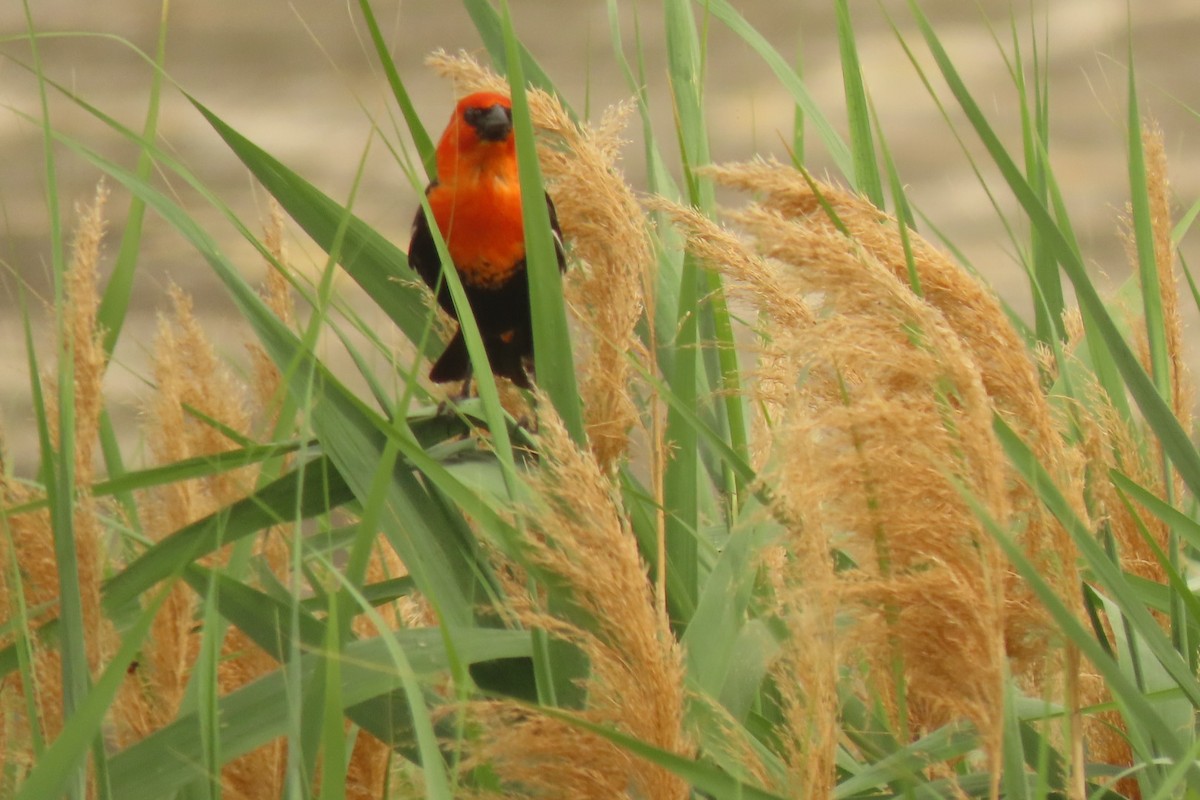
466 104 513 142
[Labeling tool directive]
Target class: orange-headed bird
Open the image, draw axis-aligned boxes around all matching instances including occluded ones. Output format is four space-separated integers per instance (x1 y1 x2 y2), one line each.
408 92 565 390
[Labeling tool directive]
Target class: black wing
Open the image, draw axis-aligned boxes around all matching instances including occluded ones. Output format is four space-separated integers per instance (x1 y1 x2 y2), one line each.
407 182 456 316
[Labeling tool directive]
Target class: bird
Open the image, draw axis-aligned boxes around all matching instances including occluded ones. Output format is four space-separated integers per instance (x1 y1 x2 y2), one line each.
407 91 566 392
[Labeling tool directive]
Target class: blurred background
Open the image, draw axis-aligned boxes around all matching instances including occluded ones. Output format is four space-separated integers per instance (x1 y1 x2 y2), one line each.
1 0 1198 467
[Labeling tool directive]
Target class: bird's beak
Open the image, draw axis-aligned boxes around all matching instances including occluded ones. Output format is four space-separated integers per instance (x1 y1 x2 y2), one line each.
471 104 513 142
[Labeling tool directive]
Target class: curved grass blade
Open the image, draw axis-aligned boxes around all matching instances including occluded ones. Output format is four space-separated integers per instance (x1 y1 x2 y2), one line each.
106 628 531 799
500 4 583 441
995 418 1200 708
356 0 435 180
100 455 350 615
461 0 572 117
533 703 788 800
984 419 1200 792
699 0 853 180
96 4 166 356
834 0 883 206
192 99 443 359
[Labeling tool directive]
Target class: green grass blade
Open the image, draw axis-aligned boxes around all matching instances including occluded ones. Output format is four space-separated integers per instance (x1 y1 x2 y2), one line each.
1001 673 1031 800
337 575 456 799
1109 469 1200 553
500 4 584 442
100 457 350 615
791 36 805 161
1119 40 1190 671
834 723 979 797
96 411 141 539
192 99 443 359
1179 253 1200 322
661 288 699 625
533 704 789 800
22 4 63 282
1015 16 1066 345
4 440 315 520
661 0 711 624
96 2 166 356
682 507 782 704
181 565 327 660
1124 46 1170 408
177 565 430 758
1038 146 1129 415
1172 197 1200 244
317 594 347 800
50 338 94 800
700 0 853 179
659 1 759 520
193 570 223 800
356 0 435 180
876 126 922 293
92 441 309 501
460 0 571 115
106 628 530 798
834 0 883 206
20 7 89 796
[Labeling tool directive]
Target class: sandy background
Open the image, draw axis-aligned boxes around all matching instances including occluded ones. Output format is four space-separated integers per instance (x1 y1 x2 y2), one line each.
1 1 1198 468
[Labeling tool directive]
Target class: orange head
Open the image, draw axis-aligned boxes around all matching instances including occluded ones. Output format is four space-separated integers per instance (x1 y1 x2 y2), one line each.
435 92 516 184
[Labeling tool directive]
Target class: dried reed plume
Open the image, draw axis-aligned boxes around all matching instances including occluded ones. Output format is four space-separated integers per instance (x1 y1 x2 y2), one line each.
344 543 410 800
1059 122 1193 790
61 181 118 675
116 266 306 796
0 185 399 797
1141 123 1191 434
1072 122 1189 582
0 183 117 767
426 50 654 471
705 160 1088 680
249 198 297 423
462 403 689 799
659 160 1058 790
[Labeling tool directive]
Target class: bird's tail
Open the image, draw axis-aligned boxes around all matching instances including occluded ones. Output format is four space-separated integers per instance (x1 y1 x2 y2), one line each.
429 329 532 389
429 330 470 384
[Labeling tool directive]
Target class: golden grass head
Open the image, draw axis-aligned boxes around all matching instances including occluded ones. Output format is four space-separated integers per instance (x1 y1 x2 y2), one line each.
662 160 1046 785
63 180 111 480
145 284 253 527
0 180 119 766
458 401 689 799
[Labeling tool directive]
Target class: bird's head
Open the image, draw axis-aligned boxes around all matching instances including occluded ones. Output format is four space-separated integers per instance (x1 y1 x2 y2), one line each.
435 92 517 183
457 92 513 143
443 92 514 150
